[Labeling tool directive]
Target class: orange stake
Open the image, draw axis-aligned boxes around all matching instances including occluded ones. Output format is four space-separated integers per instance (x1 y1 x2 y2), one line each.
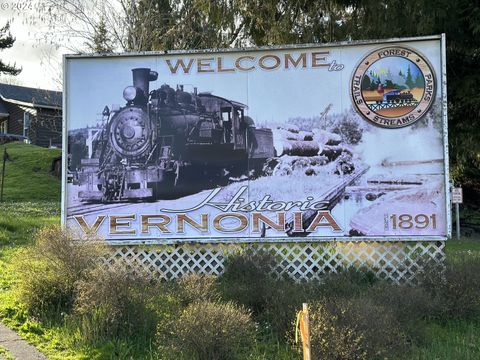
296 303 311 360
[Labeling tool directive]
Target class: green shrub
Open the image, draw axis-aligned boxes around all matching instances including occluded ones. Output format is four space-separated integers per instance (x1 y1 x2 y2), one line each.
219 252 324 338
366 282 434 344
74 265 158 341
318 267 377 297
420 257 480 319
175 273 221 305
261 279 321 338
308 296 408 360
219 256 379 339
16 225 104 316
218 252 276 315
157 301 256 360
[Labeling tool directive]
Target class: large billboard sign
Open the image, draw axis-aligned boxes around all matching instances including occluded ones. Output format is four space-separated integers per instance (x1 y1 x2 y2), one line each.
62 35 450 243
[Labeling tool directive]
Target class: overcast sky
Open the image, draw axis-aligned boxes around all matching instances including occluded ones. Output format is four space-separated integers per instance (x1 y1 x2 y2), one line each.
0 3 66 90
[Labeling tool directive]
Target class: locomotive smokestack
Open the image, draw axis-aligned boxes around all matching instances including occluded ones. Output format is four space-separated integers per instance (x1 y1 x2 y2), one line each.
132 68 158 101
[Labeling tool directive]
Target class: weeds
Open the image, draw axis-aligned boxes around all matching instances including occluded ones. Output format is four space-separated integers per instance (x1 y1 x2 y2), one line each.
74 265 158 342
175 273 221 305
420 256 480 319
318 267 377 297
16 226 105 317
308 296 408 360
367 282 434 343
157 301 256 360
0 345 14 360
218 252 276 315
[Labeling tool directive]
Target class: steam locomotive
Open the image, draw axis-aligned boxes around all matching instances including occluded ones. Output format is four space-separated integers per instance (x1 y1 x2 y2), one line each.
384 90 415 104
75 68 275 202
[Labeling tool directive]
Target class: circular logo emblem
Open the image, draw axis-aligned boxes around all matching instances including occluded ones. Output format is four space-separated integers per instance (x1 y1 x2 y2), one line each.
351 46 436 128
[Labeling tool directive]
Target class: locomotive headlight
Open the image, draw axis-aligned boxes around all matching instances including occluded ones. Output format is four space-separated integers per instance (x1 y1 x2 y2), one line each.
123 86 137 102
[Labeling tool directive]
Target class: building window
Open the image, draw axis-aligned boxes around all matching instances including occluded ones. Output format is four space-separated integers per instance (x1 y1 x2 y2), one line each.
0 120 7 134
23 112 31 137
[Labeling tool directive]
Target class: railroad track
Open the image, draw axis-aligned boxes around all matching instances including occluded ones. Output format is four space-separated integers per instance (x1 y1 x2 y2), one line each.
368 101 419 110
285 165 370 237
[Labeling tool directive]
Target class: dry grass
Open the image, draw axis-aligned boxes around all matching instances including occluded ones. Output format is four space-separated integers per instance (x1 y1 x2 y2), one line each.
157 301 256 360
308 297 408 360
16 225 106 316
175 273 221 305
74 265 158 341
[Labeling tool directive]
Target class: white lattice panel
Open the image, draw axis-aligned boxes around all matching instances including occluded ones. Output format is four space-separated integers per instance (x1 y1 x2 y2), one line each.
103 241 445 283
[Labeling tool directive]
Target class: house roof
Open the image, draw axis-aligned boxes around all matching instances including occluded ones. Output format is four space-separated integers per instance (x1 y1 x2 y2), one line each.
0 83 62 109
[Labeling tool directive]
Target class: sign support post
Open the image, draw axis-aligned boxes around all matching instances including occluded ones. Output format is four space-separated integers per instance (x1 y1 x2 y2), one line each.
455 203 460 239
452 187 463 239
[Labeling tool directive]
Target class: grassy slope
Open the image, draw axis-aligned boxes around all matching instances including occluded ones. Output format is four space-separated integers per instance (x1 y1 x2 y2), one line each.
0 142 66 357
0 142 61 202
0 141 61 325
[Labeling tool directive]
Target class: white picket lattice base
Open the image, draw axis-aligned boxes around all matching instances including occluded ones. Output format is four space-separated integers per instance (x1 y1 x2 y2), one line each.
103 241 445 283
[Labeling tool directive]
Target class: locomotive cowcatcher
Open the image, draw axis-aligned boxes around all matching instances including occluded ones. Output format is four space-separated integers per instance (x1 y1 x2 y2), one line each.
76 68 275 202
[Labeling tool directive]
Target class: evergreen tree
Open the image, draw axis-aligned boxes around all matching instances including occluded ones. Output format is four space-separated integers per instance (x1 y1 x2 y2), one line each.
361 74 371 90
405 65 415 89
414 74 425 88
89 17 114 53
0 22 21 75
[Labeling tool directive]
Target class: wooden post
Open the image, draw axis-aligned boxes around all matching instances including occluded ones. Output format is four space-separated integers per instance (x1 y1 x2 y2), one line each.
0 148 6 202
302 303 311 360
